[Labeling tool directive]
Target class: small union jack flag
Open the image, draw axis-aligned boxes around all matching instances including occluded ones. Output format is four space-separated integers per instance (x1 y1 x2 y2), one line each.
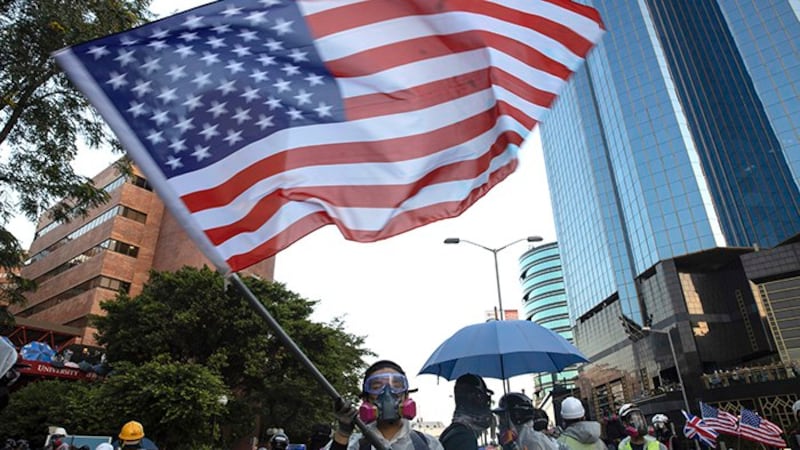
683 410 719 448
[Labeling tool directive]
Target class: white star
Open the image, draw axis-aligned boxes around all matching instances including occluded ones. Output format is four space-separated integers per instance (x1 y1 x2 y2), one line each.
264 96 282 110
314 102 333 118
141 57 162 75
245 10 269 25
192 72 212 89
182 15 204 29
239 30 258 42
259 0 282 5
286 107 303 120
199 123 220 140
175 117 195 134
106 71 128 90
174 45 196 59
127 101 147 117
265 39 283 52
232 108 252 124
151 29 170 39
293 89 312 105
241 87 261 103
221 6 243 17
288 48 309 63
165 156 183 170
249 69 269 83
146 130 164 145
256 114 275 129
200 52 220 66
216 80 237 95
180 31 199 42
273 78 291 93
232 45 252 58
192 145 211 161
207 101 229 118
147 40 168 52
169 138 187 153
183 94 203 111
166 65 187 82
150 110 170 126
131 80 153 97
119 36 139 46
305 73 325 86
87 46 110 60
207 36 227 49
223 129 244 146
157 87 178 103
271 18 294 36
281 64 300 77
225 60 245 75
257 54 277 66
212 24 232 34
115 49 136 66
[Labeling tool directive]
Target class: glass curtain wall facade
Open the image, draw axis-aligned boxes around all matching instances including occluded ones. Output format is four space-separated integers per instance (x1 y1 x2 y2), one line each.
519 242 578 392
541 0 800 339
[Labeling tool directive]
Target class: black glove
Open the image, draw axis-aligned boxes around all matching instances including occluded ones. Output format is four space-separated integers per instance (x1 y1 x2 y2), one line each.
334 397 358 436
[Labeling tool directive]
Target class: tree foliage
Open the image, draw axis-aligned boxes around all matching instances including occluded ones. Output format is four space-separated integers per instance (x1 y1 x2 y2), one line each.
0 0 152 309
93 267 372 443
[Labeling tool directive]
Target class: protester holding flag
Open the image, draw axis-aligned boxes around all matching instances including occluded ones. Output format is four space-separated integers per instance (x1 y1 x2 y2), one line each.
328 360 443 450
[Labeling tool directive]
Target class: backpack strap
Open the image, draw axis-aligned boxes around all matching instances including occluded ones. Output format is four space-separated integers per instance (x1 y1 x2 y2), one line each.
411 430 429 450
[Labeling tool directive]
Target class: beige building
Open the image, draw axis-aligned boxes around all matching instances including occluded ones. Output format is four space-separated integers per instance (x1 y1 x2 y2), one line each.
11 162 275 344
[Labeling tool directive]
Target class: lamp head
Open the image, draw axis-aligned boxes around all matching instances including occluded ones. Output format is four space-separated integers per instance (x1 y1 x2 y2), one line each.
443 238 461 244
526 236 544 243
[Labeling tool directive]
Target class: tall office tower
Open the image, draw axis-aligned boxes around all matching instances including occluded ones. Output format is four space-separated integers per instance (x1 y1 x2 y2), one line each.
11 162 275 344
518 242 578 395
540 1 800 412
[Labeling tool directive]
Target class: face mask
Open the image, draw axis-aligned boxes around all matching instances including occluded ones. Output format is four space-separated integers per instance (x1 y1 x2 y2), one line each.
358 385 416 423
624 413 648 438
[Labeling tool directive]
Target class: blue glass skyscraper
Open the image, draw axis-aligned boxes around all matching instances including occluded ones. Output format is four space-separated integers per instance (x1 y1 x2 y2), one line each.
540 0 800 410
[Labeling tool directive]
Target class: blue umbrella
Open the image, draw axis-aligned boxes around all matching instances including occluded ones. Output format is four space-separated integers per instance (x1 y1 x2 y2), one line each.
20 341 56 362
419 320 589 380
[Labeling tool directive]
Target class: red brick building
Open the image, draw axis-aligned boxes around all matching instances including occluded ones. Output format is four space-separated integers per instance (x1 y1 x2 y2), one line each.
10 162 275 345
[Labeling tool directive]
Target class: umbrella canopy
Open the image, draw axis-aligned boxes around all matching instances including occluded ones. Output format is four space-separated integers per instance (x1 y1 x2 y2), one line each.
419 320 588 380
20 341 56 362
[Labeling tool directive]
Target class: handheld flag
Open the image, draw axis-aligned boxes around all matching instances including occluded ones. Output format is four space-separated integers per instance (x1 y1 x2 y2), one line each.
700 402 739 436
683 410 719 448
54 0 604 273
738 408 786 448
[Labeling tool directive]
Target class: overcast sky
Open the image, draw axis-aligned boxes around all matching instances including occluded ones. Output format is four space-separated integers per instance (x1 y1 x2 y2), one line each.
7 0 559 425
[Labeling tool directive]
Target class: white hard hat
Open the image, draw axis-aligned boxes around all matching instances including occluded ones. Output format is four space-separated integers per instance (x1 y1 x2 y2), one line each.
792 400 800 415
619 403 640 418
52 427 67 437
652 414 669 424
96 444 114 450
561 396 585 420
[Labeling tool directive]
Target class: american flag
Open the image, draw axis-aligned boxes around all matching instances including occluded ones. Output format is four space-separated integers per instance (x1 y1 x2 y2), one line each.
700 402 739 436
738 408 786 448
683 410 719 448
54 0 603 272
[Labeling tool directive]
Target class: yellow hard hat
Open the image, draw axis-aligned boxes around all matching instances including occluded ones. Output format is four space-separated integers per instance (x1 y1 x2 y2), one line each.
119 421 145 441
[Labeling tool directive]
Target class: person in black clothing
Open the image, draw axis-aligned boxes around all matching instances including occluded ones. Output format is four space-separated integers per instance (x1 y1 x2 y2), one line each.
310 423 332 450
440 374 494 450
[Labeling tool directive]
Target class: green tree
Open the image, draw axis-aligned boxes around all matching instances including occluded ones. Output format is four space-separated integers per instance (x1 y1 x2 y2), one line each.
0 0 152 311
93 267 372 443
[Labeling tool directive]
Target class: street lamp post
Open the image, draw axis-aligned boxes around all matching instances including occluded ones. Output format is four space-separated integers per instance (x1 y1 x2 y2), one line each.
642 325 698 449
444 236 543 320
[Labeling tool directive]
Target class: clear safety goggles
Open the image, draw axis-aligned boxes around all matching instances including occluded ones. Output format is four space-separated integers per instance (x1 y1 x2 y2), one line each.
363 372 409 396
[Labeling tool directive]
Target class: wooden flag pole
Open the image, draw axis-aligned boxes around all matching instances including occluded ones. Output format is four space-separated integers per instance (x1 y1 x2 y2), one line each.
228 273 388 450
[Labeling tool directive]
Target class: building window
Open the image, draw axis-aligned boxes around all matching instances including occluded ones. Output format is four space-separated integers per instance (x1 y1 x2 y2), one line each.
33 239 140 284
17 275 132 317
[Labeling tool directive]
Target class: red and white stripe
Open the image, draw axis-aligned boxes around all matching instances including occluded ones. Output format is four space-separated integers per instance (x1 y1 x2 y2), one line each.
169 0 604 271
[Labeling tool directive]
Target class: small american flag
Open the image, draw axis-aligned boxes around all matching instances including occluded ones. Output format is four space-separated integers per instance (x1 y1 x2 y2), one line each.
683 410 719 448
54 0 603 272
738 408 786 448
700 402 739 436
